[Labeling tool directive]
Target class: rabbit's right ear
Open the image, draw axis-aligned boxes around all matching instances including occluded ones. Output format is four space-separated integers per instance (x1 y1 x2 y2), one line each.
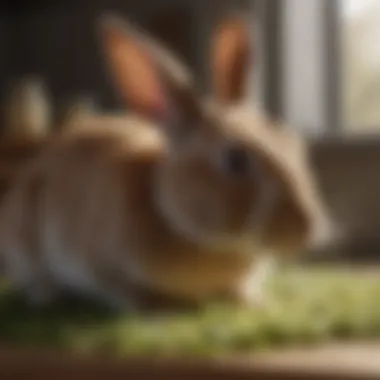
210 16 252 105
98 14 202 132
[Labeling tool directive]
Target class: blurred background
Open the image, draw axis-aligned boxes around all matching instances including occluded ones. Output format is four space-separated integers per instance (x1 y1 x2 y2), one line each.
1 0 380 261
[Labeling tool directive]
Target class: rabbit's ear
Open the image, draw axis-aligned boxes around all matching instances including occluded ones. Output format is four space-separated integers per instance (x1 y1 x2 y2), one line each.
99 14 202 129
210 16 252 105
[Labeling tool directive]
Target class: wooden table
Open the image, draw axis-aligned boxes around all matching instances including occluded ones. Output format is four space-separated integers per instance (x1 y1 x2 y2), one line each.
0 343 379 380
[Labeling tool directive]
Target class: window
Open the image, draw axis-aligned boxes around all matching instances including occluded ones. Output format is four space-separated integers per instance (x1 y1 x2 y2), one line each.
258 0 338 136
259 0 380 137
341 0 380 134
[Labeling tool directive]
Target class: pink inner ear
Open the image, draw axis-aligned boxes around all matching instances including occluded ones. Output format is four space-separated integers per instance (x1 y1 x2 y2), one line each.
212 18 251 104
101 25 170 121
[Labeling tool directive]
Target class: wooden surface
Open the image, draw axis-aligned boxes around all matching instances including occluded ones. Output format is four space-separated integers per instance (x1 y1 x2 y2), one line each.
0 343 379 380
252 342 380 378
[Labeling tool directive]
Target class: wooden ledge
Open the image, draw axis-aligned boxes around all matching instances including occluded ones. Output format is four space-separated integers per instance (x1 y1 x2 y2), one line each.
0 343 379 380
252 342 380 379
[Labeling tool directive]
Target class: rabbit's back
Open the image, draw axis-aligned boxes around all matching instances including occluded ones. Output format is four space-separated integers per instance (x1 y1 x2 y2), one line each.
0 116 166 299
0 115 258 303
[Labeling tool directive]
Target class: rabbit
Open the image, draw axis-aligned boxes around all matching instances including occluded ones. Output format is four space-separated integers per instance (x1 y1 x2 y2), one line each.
0 14 333 311
2 76 52 139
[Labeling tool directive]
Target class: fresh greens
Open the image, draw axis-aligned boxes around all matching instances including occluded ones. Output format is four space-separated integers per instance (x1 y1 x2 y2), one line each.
1 267 379 356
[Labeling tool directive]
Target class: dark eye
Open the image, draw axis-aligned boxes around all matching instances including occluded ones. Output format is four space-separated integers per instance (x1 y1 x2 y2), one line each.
222 146 251 177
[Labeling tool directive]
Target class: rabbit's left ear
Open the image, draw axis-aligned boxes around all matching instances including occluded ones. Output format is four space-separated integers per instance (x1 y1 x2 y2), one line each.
98 14 202 133
210 16 252 105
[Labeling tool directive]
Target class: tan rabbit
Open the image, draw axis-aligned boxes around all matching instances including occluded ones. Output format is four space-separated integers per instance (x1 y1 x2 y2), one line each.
2 76 52 139
0 14 332 310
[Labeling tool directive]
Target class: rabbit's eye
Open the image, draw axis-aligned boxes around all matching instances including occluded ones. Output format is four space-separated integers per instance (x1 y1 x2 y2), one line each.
221 146 252 178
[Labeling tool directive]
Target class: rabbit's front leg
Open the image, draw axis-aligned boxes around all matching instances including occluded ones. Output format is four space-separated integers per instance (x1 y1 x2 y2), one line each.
223 257 275 309
235 274 267 308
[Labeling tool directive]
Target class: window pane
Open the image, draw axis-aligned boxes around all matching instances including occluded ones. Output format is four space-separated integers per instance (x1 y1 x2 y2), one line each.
342 0 380 133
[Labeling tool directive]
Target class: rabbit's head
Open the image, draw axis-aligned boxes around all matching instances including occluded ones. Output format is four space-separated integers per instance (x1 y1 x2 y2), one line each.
99 14 333 256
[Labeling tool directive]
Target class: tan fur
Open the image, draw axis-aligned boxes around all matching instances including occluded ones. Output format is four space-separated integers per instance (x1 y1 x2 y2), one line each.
56 96 99 132
0 93 97 206
0 15 332 310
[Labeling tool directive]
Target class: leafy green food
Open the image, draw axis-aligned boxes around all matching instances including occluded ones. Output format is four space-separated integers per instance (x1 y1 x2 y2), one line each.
1 266 380 356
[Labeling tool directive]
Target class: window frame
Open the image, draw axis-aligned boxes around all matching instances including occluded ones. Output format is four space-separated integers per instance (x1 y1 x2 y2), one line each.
259 0 342 137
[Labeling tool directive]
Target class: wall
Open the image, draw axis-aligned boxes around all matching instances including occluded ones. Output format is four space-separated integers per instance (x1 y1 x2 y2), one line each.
310 137 380 259
8 0 201 112
0 14 12 109
6 0 258 112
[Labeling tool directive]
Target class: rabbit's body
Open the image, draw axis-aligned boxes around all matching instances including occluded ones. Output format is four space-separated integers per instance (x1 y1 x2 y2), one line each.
56 96 99 132
0 115 263 307
0 15 332 310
